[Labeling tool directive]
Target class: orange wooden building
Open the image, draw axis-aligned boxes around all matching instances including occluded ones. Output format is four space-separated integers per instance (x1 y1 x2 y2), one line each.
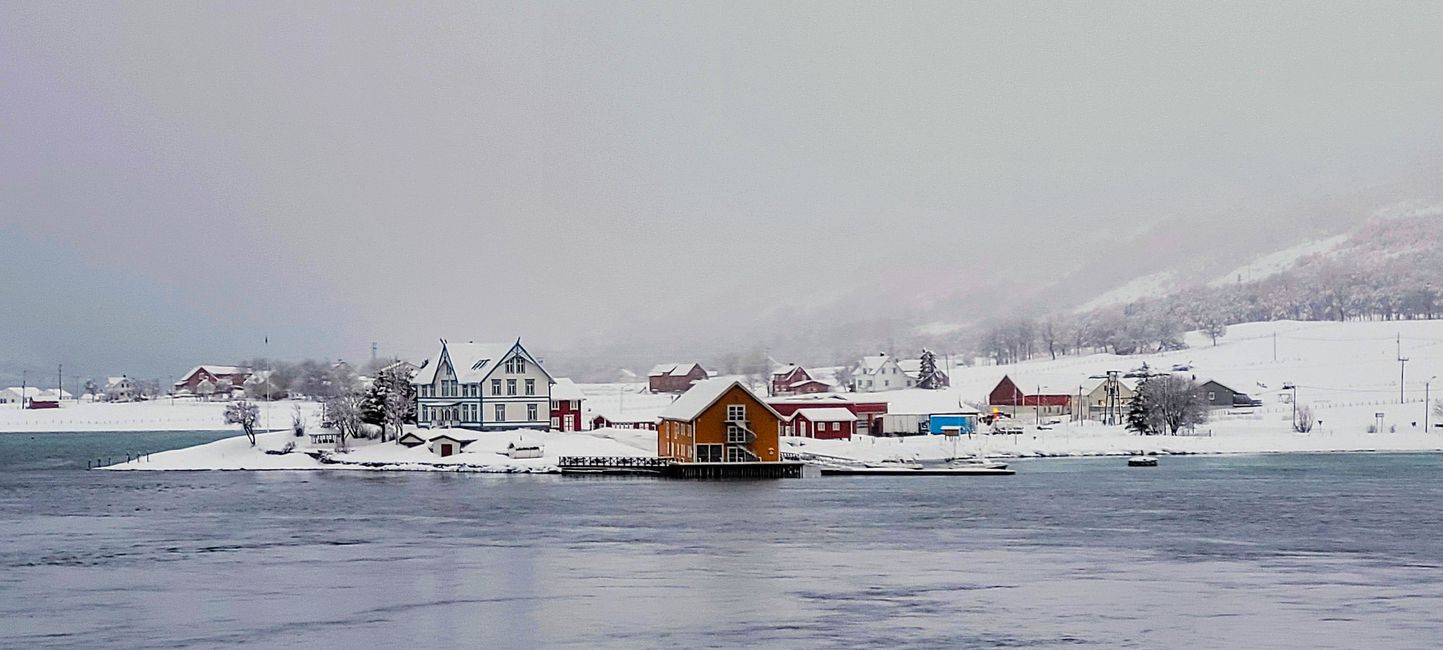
657 379 783 463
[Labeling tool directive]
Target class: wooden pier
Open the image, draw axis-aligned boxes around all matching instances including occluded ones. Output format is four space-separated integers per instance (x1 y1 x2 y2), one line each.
558 457 803 479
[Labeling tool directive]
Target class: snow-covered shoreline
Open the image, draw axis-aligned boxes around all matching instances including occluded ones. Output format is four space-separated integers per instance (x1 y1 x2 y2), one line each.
0 399 322 433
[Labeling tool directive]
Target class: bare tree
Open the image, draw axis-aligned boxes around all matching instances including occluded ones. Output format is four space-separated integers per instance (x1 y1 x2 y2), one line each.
224 401 261 446
1128 374 1207 435
1201 316 1228 346
1294 403 1315 433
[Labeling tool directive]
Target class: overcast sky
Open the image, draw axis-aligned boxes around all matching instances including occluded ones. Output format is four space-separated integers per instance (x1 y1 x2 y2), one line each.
3 1 1442 382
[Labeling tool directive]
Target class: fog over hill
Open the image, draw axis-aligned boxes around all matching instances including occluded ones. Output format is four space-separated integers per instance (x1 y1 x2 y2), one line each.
3 3 1443 385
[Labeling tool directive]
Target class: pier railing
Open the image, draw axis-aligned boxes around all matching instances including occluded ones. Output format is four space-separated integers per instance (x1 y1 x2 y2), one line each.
557 456 670 468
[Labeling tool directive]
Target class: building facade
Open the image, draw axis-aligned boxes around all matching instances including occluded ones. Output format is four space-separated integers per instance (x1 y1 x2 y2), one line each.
412 339 555 431
657 380 783 463
853 354 915 392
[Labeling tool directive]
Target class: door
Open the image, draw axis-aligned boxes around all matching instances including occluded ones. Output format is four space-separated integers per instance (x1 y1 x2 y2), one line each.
440 443 453 457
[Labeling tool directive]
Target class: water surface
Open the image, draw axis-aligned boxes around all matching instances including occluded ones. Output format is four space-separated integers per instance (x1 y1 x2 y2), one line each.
1 443 1441 648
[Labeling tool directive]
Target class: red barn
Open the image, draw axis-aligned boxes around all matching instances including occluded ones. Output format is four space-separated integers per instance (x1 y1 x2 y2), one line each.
988 375 1072 417
770 365 809 395
173 365 252 396
590 414 659 431
648 363 708 394
789 408 857 440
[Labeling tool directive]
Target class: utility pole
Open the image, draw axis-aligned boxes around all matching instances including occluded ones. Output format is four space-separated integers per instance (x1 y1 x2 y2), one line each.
1397 333 1408 405
1427 376 1436 432
1272 332 1277 363
20 370 26 409
1284 382 1297 431
57 364 62 403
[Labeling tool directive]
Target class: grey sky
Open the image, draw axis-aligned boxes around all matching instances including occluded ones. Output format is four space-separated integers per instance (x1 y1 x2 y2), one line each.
3 1 1442 382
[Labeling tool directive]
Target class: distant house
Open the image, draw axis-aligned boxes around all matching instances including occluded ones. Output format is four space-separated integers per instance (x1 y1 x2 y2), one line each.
853 354 915 393
1199 380 1260 408
789 408 857 440
104 376 140 402
648 363 709 394
412 339 554 431
3 387 72 407
550 378 586 432
768 394 889 436
988 375 1072 419
1078 376 1138 421
174 365 252 398
657 379 783 463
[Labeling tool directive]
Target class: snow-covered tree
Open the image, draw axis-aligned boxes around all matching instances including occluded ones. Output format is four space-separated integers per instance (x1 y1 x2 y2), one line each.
1201 316 1228 346
224 400 261 446
1125 375 1156 435
916 349 947 390
83 378 99 400
323 392 365 449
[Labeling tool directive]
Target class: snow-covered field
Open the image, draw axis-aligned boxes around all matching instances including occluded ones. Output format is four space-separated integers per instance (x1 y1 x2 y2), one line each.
0 399 322 433
105 426 657 472
84 319 1443 471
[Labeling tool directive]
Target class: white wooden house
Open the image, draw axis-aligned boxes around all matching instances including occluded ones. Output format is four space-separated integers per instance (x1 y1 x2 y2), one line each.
852 354 915 393
412 339 555 431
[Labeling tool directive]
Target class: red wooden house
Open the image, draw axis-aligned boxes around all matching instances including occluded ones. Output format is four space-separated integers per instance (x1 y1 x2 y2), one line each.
789 408 857 440
173 365 252 397
988 375 1072 417
768 394 888 436
648 363 709 394
549 378 586 432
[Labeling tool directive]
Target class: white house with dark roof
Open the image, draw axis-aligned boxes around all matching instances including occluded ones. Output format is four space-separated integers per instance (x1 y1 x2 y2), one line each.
412 339 555 431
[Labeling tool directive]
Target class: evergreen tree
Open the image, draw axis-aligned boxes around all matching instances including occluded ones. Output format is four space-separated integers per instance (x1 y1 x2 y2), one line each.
1119 362 1154 433
916 349 945 390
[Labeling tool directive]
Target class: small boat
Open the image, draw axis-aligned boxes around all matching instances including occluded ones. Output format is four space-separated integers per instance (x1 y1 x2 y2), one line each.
864 458 923 470
944 456 1009 470
821 465 1014 476
1127 456 1158 467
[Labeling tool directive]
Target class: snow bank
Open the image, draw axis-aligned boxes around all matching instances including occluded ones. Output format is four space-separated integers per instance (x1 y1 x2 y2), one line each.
0 399 321 433
103 426 657 473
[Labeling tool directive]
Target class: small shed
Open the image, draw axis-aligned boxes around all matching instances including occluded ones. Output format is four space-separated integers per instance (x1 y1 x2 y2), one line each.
428 434 474 457
397 432 427 448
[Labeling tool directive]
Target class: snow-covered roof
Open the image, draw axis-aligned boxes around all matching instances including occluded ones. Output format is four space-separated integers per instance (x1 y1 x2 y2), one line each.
412 340 550 385
550 378 586 401
771 364 801 378
791 408 857 423
648 362 700 378
858 354 898 375
659 379 781 422
176 365 251 385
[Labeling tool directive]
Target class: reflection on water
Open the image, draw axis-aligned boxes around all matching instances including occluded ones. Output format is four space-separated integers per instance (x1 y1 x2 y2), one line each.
1 452 1442 648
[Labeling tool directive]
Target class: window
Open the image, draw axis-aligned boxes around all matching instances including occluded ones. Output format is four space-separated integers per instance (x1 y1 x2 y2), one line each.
726 424 748 443
525 379 535 396
492 379 501 395
527 404 538 421
494 404 506 421
697 444 722 463
507 379 517 396
726 404 746 421
726 447 750 463
551 416 561 428
515 357 526 374
420 405 428 422
1207 392 1216 401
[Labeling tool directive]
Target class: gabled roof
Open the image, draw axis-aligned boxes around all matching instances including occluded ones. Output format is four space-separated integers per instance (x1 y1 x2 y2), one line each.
659 379 783 422
550 378 586 401
176 365 251 384
413 340 553 385
771 364 803 378
427 434 475 447
649 362 703 378
858 354 901 375
791 407 857 423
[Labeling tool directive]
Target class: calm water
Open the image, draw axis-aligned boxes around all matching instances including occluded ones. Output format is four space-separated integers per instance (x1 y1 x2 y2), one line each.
2 433 1442 648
